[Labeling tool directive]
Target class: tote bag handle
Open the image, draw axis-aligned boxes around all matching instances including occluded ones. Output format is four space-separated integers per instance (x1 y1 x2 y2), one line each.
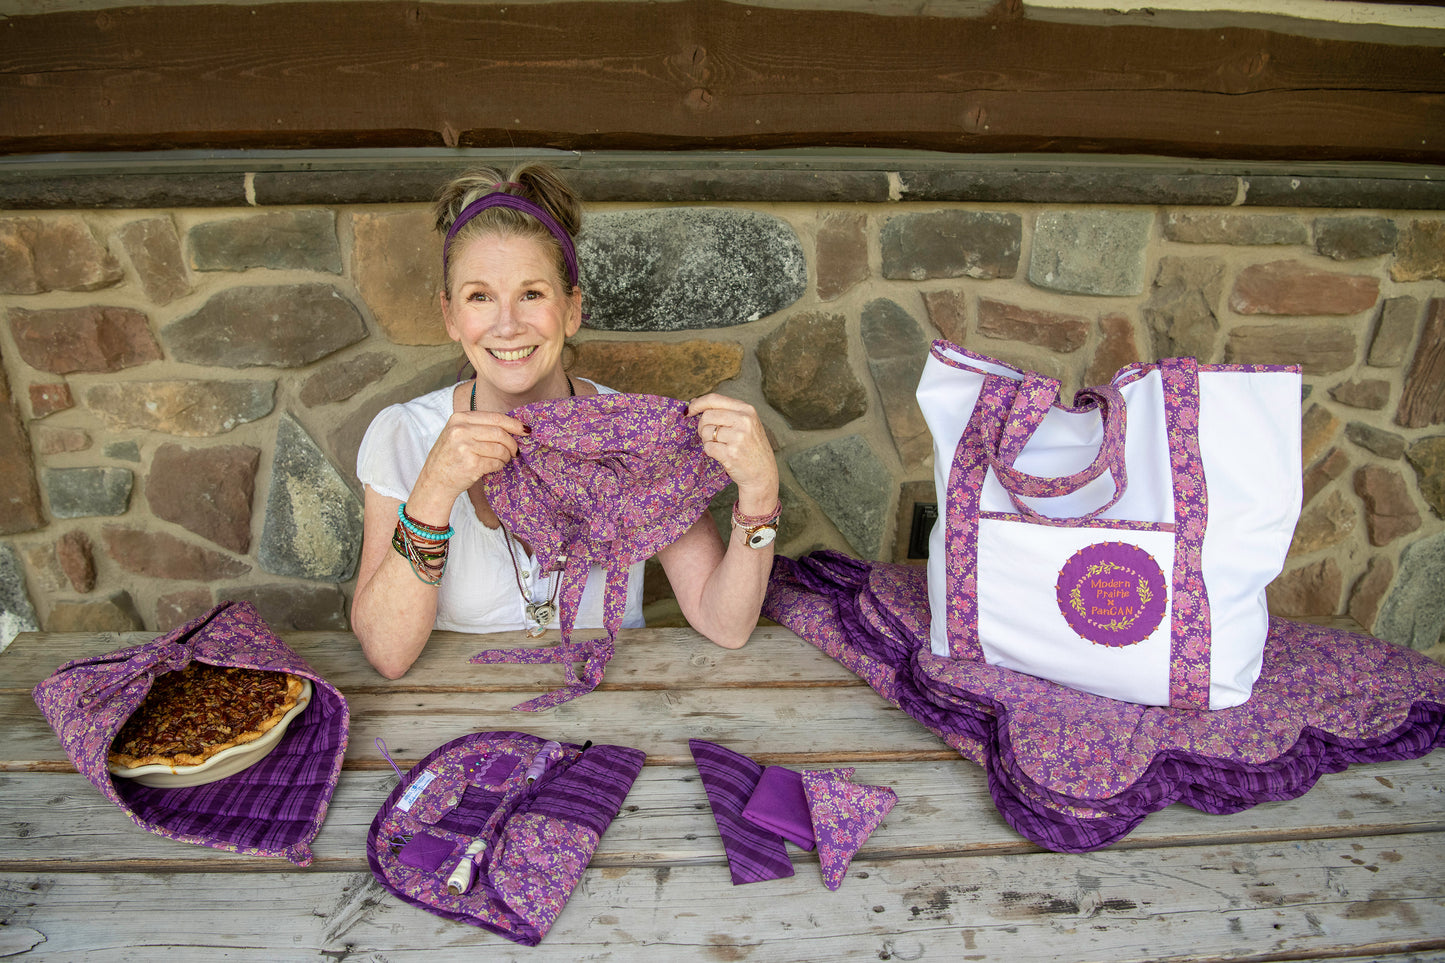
982 373 1130 521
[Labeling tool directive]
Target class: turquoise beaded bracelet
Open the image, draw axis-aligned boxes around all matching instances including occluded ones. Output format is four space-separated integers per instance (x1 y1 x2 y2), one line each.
398 503 454 541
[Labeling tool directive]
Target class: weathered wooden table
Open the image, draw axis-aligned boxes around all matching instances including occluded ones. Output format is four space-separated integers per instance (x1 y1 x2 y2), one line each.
2 625 1443 961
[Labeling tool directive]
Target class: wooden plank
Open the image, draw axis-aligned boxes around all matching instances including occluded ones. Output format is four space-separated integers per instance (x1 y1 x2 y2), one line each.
0 618 1377 694
1 1 1441 161
0 686 956 771
0 627 862 695
2 755 1442 871
3 833 1443 961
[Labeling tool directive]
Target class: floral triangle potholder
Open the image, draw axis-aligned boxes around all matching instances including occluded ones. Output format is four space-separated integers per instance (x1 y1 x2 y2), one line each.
801 768 898 891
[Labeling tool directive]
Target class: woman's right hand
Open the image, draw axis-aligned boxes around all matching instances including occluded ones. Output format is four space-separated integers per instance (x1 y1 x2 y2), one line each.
408 410 529 515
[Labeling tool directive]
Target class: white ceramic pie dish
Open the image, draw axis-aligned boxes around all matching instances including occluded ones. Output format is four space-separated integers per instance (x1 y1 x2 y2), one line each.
108 678 312 789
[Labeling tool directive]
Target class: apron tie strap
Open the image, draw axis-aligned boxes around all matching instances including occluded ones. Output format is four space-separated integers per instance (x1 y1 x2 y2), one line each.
470 639 616 712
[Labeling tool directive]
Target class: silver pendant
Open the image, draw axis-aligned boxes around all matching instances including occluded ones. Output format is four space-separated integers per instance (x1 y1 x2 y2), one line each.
526 601 557 633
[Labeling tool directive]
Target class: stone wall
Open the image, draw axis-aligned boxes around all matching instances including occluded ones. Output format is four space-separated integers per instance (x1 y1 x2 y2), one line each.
2 159 1443 661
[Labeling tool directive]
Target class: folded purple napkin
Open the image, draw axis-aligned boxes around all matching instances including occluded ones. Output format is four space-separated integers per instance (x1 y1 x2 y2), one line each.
742 765 831 851
689 739 794 884
802 768 897 891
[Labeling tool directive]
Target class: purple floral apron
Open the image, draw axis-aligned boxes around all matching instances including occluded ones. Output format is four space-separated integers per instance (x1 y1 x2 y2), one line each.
477 393 731 710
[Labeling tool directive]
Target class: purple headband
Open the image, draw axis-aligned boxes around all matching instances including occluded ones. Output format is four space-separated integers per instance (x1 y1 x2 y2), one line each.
443 192 580 289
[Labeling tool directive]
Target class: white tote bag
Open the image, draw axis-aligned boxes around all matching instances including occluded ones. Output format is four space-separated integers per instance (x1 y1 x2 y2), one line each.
917 342 1302 709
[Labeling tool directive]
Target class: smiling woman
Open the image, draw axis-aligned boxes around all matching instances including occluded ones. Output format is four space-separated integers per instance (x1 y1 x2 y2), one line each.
349 164 781 680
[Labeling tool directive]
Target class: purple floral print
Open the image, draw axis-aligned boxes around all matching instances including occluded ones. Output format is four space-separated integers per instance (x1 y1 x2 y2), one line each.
478 394 729 709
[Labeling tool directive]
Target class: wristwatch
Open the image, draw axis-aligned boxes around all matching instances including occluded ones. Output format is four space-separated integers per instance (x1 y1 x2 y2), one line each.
732 500 781 549
735 519 778 549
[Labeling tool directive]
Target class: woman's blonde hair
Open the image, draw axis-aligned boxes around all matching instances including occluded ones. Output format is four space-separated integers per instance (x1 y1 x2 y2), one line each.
433 163 582 295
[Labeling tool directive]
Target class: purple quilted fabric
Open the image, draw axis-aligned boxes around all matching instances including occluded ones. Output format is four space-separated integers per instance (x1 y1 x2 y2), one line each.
479 393 730 708
31 601 349 865
367 731 645 945
764 552 1445 853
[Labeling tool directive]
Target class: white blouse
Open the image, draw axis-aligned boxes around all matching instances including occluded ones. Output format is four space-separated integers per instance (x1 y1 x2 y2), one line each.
356 380 646 634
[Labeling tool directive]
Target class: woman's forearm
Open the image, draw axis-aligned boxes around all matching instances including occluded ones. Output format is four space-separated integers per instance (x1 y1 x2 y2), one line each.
353 491 448 678
660 508 774 650
352 550 442 678
697 527 774 649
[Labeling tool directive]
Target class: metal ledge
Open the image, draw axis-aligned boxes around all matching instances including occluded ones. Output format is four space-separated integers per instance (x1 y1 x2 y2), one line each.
1 149 1442 210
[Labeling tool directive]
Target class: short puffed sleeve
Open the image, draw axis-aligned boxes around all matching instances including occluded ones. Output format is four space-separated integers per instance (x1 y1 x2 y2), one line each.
356 398 445 502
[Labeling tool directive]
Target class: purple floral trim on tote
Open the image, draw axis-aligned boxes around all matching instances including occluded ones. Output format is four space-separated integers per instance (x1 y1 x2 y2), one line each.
943 373 1014 661
989 377 1129 519
1159 357 1211 709
765 554 1445 853
940 353 1213 707
979 512 1175 532
31 600 349 866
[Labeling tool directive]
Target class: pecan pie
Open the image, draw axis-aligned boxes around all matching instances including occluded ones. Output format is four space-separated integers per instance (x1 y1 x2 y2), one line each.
108 662 306 770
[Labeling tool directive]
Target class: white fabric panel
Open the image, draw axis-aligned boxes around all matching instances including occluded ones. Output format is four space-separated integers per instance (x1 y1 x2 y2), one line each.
977 519 1176 706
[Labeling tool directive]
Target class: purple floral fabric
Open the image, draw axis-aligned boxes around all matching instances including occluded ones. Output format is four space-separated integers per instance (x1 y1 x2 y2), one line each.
801 768 898 891
1159 357 1211 708
470 639 614 712
30 600 349 866
368 730 645 946
765 552 1445 853
480 393 730 708
492 813 598 933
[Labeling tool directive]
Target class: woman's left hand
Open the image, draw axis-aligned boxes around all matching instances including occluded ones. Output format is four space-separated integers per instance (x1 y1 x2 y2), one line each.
688 394 779 509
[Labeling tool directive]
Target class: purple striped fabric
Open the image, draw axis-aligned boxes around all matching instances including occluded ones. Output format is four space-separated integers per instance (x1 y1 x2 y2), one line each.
528 746 647 836
689 739 795 884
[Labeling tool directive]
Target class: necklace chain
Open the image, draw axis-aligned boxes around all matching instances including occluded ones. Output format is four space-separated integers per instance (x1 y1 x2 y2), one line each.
471 374 573 637
499 520 561 638
470 374 574 412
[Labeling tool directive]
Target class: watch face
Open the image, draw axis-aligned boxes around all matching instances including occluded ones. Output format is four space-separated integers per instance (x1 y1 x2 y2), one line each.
746 525 777 548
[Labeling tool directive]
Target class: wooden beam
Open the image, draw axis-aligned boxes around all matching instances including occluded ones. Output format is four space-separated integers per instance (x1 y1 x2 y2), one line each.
1 1 1443 161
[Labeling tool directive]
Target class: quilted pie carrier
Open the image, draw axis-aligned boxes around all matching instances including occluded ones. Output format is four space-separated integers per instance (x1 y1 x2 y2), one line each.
917 343 1302 709
367 731 645 945
31 600 349 865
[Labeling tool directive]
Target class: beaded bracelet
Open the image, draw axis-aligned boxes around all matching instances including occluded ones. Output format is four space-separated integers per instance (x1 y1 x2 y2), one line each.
392 526 448 561
393 521 448 585
398 503 453 541
731 499 781 527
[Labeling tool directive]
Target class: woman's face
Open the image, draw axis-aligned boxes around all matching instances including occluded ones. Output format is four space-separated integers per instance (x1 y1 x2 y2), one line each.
442 231 581 409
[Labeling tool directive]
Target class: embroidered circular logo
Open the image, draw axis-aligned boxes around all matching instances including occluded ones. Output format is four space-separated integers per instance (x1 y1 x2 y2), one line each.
1055 541 1168 647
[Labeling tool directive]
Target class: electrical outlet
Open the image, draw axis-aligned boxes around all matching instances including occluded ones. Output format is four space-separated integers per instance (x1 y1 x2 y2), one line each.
907 502 937 559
